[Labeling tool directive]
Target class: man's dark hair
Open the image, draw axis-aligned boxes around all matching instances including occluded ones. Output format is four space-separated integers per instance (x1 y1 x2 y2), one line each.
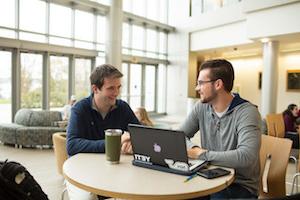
90 64 123 89
200 59 234 92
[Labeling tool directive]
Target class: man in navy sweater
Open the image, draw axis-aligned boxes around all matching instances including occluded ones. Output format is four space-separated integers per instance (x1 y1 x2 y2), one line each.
66 64 140 200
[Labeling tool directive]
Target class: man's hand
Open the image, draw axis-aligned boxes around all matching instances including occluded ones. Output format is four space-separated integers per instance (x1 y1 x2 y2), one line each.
187 147 207 159
121 140 133 154
121 131 133 154
121 131 130 144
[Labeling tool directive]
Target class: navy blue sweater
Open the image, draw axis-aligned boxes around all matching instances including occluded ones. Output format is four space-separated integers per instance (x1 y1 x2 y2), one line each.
66 94 140 156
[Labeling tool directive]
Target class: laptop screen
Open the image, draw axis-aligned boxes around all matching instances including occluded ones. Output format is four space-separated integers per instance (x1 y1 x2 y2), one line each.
128 124 189 168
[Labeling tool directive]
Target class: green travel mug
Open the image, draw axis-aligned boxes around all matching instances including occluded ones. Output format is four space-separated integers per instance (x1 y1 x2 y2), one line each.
105 129 122 164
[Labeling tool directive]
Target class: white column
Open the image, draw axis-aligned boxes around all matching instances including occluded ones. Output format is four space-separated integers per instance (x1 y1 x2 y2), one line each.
261 41 279 118
106 0 123 70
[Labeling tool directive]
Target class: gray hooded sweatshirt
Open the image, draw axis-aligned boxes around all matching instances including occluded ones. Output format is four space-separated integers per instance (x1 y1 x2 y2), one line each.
180 94 261 196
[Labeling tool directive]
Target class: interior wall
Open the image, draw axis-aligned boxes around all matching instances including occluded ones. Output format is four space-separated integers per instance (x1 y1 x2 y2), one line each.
191 21 252 51
218 52 300 115
246 1 300 39
277 52 300 112
229 57 262 111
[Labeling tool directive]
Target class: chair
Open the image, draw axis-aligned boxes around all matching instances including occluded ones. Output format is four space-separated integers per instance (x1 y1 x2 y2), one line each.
266 114 285 138
52 132 68 175
291 155 300 194
52 132 68 200
259 134 292 199
266 113 299 172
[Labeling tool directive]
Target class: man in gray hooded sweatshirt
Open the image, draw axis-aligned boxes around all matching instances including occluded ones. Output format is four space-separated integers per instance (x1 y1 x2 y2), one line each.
180 59 261 199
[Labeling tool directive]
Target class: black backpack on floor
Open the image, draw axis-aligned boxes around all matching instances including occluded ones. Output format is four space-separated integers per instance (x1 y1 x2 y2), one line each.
0 160 48 200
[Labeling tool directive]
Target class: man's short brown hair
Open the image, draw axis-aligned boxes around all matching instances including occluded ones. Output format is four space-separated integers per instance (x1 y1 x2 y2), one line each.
200 59 234 92
90 64 123 89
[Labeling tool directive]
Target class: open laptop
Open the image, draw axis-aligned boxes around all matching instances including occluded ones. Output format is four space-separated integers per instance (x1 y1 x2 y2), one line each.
128 124 207 176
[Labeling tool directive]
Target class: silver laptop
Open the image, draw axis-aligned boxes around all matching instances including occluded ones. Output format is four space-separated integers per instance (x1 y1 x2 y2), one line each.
128 124 207 176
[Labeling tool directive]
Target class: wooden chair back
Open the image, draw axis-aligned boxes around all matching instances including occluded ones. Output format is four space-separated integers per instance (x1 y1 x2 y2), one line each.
266 114 285 138
259 134 292 199
52 132 68 175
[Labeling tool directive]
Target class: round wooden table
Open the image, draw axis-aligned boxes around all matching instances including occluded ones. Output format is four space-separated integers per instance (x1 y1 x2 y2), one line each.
63 153 234 200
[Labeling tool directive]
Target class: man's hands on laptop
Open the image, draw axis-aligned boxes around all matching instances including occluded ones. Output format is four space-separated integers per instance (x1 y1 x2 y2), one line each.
121 131 133 154
187 147 207 159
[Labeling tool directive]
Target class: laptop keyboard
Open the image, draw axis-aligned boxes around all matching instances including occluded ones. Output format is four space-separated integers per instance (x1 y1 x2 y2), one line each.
188 159 206 171
188 159 199 166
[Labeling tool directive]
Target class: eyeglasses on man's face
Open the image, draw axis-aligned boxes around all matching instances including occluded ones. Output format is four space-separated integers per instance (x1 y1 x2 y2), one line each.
196 79 218 86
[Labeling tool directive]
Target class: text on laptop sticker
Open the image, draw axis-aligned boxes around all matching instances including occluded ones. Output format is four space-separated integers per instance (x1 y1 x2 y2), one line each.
134 154 152 165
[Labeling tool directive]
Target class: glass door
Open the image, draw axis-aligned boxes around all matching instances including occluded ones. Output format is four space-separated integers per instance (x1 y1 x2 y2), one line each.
49 55 68 110
129 64 142 109
145 65 156 112
74 58 92 100
0 50 12 122
20 52 43 109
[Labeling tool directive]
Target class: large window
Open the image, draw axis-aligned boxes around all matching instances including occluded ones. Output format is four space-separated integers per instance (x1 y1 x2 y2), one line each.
146 28 158 58
132 0 146 17
122 23 130 54
20 53 43 109
157 64 167 113
123 23 167 59
0 0 107 52
0 1 15 30
75 10 94 49
121 63 129 102
132 25 145 56
129 64 142 109
145 65 156 111
0 51 12 123
0 0 169 115
49 56 69 110
20 0 46 33
159 32 167 59
190 0 241 16
121 63 166 113
20 0 46 42
123 0 168 23
121 3 169 113
75 58 92 100
49 3 72 46
97 16 106 51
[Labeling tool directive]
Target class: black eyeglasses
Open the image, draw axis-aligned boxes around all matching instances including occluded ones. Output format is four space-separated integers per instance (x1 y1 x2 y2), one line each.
196 79 218 86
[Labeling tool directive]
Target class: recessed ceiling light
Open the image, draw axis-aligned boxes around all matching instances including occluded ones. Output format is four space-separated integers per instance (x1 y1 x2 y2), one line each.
261 38 270 43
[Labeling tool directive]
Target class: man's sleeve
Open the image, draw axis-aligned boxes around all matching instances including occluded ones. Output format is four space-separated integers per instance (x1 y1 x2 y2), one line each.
179 103 201 149
199 105 261 168
66 106 105 156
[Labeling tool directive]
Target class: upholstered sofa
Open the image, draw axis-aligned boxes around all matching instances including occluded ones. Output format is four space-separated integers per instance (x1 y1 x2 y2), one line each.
0 109 66 148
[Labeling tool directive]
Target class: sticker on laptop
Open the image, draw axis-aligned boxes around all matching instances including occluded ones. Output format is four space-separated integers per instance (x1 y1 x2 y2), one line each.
134 154 152 165
164 159 189 171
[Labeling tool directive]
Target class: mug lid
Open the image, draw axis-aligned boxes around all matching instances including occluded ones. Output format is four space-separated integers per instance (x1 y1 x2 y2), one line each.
105 129 122 136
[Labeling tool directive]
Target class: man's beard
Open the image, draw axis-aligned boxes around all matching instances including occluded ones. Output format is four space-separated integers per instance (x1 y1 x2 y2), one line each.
200 88 217 104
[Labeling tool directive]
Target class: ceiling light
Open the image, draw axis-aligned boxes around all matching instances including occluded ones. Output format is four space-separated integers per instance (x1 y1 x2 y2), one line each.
261 38 270 43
